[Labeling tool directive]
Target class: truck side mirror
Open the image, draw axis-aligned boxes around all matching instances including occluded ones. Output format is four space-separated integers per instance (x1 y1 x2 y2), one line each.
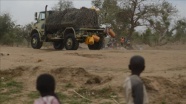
35 12 38 20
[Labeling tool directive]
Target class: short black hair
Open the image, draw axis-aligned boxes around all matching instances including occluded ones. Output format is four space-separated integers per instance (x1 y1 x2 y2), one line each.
129 55 145 73
36 74 55 94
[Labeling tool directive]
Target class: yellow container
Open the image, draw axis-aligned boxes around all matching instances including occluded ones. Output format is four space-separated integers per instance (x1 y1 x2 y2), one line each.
92 35 100 42
108 29 116 38
85 37 90 44
88 36 94 45
85 36 94 45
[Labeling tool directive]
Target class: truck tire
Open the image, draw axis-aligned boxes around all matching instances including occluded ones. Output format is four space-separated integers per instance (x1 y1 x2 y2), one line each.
64 33 79 50
31 33 43 49
53 40 64 50
88 36 103 50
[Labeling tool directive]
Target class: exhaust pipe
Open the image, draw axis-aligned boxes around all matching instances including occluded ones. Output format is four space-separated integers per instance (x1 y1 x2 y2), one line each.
44 5 48 36
45 5 48 19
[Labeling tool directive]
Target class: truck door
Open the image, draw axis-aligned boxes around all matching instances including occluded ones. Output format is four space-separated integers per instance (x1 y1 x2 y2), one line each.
37 12 45 35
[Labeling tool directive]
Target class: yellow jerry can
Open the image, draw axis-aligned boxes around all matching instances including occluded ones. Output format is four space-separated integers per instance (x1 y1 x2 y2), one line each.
85 36 94 45
92 35 100 42
85 37 90 44
108 28 116 38
88 36 94 45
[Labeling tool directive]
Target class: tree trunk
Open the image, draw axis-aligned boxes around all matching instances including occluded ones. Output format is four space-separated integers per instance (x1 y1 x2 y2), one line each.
126 26 135 42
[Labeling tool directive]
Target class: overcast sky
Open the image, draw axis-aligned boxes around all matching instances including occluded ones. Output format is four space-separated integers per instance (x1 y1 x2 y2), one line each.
0 0 186 26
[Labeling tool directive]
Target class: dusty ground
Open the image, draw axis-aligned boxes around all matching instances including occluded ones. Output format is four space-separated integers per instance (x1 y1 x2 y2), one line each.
0 44 186 104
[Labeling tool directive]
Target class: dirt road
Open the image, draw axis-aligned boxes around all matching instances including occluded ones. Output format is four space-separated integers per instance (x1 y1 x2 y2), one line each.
0 45 186 104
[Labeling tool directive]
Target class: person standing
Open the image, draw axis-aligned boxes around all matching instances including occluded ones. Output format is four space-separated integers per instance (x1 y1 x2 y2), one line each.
34 74 61 104
124 55 148 104
120 37 125 47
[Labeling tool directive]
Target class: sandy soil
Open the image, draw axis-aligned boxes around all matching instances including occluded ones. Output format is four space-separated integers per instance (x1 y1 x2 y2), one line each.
0 44 186 104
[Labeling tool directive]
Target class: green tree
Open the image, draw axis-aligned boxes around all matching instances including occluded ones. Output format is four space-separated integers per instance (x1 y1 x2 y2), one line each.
13 25 24 46
0 13 29 46
142 28 159 46
115 0 178 46
132 31 143 44
174 18 186 43
0 13 16 45
52 0 74 11
12 23 33 47
22 23 33 47
0 13 14 42
92 0 121 38
117 0 154 41
92 0 102 9
147 1 177 45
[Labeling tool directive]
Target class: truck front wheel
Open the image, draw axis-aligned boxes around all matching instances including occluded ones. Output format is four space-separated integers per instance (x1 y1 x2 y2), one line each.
64 33 79 50
31 33 43 49
53 40 64 50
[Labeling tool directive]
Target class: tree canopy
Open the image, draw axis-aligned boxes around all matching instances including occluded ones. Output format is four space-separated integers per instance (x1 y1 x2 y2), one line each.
92 0 184 46
52 0 74 11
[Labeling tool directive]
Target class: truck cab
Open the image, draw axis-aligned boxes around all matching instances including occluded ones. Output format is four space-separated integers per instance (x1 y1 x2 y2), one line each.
33 11 54 36
34 11 45 35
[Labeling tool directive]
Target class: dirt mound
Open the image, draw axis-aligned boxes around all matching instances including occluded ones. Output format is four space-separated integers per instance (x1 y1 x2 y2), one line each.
143 76 186 104
0 66 112 86
0 66 29 78
0 66 39 79
51 67 90 77
51 67 112 86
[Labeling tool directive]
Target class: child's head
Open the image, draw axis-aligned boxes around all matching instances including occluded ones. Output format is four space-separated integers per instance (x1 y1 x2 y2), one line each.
36 74 55 96
129 55 145 75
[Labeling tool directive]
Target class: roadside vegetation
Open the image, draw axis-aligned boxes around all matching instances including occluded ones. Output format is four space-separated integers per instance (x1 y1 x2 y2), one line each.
0 79 23 103
0 77 120 104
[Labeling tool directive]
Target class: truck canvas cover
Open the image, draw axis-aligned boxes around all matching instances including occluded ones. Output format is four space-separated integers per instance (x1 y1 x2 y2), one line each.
46 7 99 33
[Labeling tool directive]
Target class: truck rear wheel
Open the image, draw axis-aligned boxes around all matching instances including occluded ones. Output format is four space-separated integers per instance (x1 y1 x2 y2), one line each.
53 40 64 50
31 33 43 49
88 36 103 50
64 33 79 50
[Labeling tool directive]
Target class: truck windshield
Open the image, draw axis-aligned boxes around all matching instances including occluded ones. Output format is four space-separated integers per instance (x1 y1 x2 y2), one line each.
39 12 45 20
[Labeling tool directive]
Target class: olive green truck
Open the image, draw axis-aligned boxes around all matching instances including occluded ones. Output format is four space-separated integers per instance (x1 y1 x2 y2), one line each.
30 5 113 50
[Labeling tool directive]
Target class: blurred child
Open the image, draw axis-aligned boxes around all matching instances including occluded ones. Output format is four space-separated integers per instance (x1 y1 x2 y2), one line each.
34 74 61 104
124 55 148 104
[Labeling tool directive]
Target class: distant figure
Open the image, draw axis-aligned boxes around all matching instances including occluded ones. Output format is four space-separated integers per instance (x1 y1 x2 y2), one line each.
120 37 125 47
124 55 148 104
34 74 61 104
125 39 131 48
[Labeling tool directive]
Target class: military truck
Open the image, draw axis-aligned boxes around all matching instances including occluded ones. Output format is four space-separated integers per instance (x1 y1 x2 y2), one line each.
30 5 111 50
